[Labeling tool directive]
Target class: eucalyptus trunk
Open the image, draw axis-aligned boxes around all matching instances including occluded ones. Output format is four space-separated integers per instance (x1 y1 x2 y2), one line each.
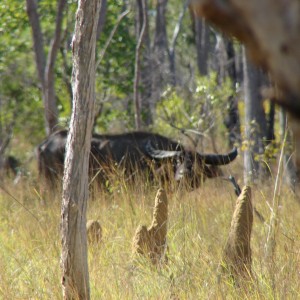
61 0 101 298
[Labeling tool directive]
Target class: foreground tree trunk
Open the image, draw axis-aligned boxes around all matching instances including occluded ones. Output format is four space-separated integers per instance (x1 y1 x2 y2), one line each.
61 0 101 299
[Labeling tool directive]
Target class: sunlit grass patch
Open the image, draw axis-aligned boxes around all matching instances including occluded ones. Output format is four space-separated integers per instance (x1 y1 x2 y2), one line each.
0 174 299 299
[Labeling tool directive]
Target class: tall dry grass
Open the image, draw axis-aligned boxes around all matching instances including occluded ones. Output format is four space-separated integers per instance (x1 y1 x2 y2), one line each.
0 167 300 299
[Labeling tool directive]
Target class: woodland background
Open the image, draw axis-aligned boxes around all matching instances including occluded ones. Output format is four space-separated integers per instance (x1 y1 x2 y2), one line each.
0 0 300 299
1 0 289 185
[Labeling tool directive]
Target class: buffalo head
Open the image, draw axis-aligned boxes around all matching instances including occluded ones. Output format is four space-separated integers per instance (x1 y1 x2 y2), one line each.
145 141 238 188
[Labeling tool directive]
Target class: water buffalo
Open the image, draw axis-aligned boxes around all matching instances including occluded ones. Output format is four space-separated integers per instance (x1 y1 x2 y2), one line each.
37 129 238 190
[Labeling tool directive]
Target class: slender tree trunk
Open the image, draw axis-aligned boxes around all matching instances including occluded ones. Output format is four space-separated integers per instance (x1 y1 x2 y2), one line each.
152 0 168 103
141 20 153 125
61 0 101 298
169 0 189 86
0 116 14 167
243 47 267 184
224 38 241 147
134 0 147 129
266 101 276 143
135 0 153 127
26 0 66 135
154 0 168 67
44 0 67 134
279 110 298 192
26 0 46 89
195 17 209 76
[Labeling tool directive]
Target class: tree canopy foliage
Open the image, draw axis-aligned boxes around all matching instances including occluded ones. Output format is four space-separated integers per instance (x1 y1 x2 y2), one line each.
2 0 296 185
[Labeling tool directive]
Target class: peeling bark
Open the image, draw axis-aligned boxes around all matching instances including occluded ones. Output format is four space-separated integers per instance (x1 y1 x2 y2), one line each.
61 0 101 298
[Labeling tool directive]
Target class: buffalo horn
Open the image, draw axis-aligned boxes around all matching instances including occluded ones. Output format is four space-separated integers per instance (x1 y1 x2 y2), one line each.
145 141 181 159
200 147 238 165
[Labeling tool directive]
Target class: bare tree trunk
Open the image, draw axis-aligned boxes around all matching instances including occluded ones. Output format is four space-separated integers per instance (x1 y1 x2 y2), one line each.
134 0 153 127
224 38 241 147
26 0 66 135
169 0 189 86
266 101 276 143
26 0 46 89
243 47 267 184
0 112 15 170
44 0 67 134
152 0 168 103
280 110 299 192
154 0 168 67
134 0 147 129
195 17 209 76
61 0 101 298
140 12 153 126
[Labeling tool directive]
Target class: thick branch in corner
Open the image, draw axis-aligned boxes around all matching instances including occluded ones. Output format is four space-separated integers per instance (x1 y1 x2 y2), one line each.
191 0 300 118
191 1 264 66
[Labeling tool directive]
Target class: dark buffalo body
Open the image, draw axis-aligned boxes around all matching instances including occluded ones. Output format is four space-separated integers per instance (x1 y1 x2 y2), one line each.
0 155 20 177
37 130 237 189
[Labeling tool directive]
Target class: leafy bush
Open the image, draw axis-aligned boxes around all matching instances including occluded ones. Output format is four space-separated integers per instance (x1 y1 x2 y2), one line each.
155 72 233 142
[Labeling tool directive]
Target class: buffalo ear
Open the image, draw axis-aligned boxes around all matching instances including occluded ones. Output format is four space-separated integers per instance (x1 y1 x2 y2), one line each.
145 141 181 160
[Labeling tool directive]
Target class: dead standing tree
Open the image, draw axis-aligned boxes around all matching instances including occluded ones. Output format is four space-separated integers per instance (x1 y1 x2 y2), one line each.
61 0 101 299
